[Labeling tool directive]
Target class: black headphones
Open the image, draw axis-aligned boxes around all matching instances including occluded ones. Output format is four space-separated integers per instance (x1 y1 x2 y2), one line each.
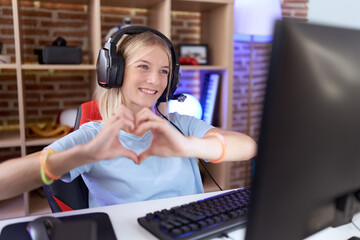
96 25 180 103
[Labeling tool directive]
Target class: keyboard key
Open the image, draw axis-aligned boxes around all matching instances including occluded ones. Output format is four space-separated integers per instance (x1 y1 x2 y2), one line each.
145 213 154 220
197 220 208 228
178 211 205 222
229 211 239 218
177 217 190 225
170 228 183 236
160 222 174 232
205 218 215 226
213 216 222 223
180 225 191 233
188 223 199 231
220 214 229 221
167 219 182 228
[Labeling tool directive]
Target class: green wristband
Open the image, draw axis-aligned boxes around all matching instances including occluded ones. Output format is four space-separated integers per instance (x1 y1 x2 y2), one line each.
40 164 54 185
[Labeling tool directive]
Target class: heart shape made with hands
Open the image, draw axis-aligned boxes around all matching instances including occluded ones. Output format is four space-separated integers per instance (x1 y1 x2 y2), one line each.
93 106 186 165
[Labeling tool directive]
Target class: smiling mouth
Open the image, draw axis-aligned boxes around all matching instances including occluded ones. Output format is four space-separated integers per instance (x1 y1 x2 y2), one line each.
139 88 158 95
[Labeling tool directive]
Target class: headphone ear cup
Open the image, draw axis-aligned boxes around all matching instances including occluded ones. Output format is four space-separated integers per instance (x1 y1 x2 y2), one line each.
97 43 126 88
97 49 111 88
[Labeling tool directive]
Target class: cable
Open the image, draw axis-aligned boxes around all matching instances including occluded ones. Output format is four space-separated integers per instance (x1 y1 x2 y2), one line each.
198 158 223 191
155 102 223 191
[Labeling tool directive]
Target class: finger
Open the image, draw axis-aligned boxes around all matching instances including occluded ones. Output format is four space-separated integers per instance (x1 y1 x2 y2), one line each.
134 121 164 136
138 150 152 164
135 113 168 135
112 116 135 132
135 108 159 126
104 148 139 164
115 105 135 120
119 149 139 164
100 120 131 140
106 110 135 132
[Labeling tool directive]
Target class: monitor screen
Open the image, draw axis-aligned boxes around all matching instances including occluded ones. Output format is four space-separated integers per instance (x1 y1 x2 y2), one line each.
245 20 360 240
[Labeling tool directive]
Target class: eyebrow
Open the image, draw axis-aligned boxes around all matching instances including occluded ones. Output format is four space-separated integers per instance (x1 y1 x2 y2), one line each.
135 60 169 69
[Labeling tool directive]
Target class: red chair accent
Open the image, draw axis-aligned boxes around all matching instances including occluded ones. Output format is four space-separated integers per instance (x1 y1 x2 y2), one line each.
74 100 102 129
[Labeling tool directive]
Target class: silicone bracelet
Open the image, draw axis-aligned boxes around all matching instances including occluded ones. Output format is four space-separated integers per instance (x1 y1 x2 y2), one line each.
40 148 60 180
207 132 227 164
40 165 54 185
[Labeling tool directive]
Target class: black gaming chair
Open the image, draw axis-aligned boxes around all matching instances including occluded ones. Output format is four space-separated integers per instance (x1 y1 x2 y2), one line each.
43 100 102 212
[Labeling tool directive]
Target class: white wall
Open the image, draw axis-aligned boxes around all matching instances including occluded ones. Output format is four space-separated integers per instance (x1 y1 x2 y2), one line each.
308 0 360 30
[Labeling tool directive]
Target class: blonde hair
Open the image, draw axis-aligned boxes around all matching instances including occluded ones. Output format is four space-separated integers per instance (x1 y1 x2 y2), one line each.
95 31 173 121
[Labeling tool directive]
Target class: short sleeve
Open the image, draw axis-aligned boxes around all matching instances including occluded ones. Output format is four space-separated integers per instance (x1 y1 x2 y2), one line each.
168 112 214 137
45 121 102 182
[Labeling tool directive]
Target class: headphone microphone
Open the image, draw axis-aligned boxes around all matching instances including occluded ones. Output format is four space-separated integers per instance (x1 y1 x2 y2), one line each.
96 25 180 103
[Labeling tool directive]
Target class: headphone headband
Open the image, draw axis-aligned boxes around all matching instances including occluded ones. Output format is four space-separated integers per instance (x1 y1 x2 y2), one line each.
96 25 180 103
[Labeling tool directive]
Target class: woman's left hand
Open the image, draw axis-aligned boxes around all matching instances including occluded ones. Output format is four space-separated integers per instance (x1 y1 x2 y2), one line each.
133 108 190 164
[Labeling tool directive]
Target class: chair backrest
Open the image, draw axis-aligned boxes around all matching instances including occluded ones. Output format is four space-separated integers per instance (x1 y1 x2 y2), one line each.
43 100 102 212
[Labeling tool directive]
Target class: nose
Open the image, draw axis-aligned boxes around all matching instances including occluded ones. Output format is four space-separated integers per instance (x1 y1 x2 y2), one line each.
146 71 161 85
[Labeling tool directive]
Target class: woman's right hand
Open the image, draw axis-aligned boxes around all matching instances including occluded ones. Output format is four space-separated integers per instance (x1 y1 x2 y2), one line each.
84 105 139 164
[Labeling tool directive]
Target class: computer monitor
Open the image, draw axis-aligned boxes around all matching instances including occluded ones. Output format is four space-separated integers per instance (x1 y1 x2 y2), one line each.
245 20 360 240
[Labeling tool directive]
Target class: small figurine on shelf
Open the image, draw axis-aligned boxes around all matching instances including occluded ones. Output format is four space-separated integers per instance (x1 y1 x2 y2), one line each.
104 17 133 41
178 43 209 65
178 56 199 65
25 123 71 138
0 41 11 64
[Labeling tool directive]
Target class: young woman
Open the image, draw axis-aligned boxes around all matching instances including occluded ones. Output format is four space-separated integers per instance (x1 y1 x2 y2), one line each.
0 27 257 204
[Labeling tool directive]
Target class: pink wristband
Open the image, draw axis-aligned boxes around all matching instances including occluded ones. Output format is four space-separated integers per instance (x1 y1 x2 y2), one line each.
206 132 227 163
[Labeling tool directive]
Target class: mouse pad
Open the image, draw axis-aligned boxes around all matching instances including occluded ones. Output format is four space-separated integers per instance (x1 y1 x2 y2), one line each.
0 212 116 240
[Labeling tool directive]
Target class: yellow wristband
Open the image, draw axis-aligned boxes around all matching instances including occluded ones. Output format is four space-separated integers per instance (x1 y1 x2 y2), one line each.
206 132 227 164
40 148 60 180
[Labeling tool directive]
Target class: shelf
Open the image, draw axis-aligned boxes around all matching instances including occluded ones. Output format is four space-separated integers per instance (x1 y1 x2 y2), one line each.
21 64 96 70
28 190 52 216
0 131 21 148
0 64 17 70
172 0 233 12
180 65 227 71
30 0 89 4
101 0 164 8
0 195 25 220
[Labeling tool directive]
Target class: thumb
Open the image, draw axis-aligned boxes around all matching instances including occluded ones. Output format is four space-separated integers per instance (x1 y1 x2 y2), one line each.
138 149 153 164
115 148 139 164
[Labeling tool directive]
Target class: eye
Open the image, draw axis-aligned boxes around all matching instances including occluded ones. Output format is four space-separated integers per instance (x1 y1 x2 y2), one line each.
160 69 169 75
138 65 149 70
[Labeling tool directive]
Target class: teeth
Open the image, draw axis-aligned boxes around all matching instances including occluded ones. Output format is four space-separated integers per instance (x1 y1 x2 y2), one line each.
140 88 156 94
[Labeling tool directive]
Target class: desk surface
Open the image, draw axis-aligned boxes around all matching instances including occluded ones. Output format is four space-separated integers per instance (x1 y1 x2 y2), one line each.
0 190 359 240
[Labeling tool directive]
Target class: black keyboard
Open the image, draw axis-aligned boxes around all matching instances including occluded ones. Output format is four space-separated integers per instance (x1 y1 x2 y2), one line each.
138 187 251 240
